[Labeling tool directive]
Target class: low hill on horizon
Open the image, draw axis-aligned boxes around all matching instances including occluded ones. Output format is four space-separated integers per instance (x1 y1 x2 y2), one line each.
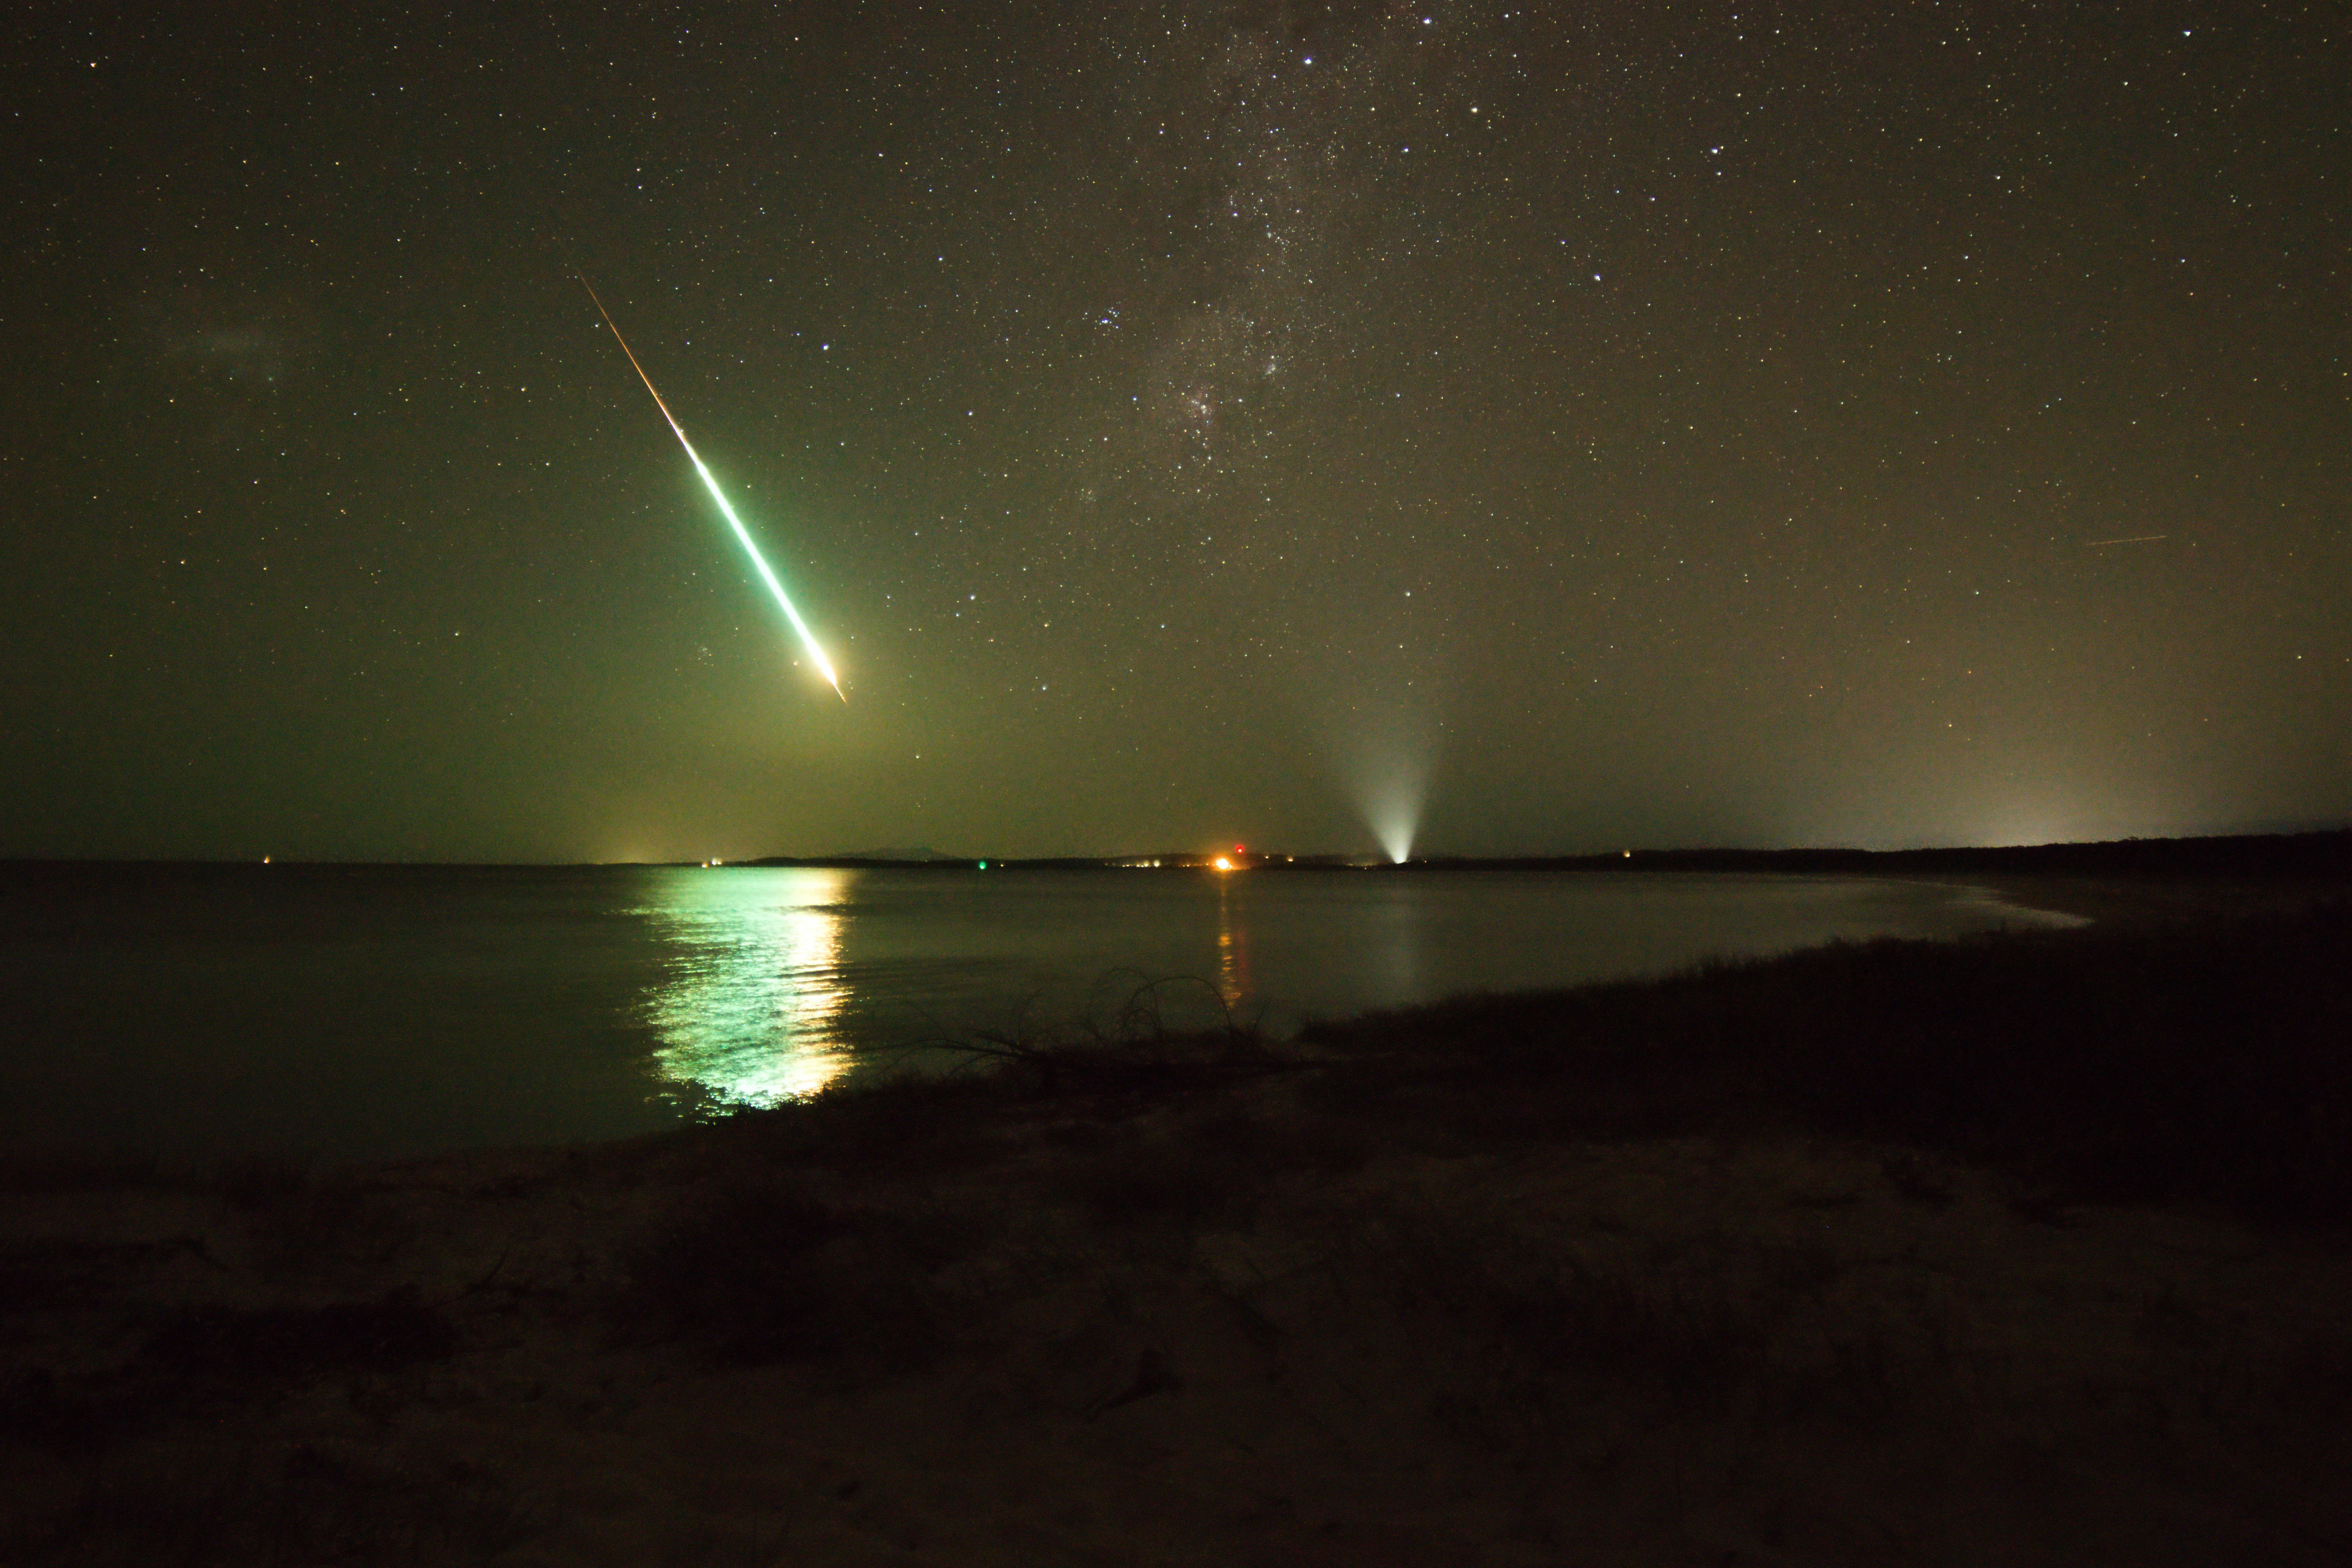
819 845 966 863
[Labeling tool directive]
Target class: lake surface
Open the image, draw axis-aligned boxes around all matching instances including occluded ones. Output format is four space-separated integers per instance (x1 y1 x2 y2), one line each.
0 864 2072 1161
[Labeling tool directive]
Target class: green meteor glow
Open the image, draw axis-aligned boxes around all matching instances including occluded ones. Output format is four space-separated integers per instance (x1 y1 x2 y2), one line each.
682 449 842 697
576 273 844 700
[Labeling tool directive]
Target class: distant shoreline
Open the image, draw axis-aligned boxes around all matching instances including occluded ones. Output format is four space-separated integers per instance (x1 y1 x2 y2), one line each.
7 831 2344 938
7 825 2346 883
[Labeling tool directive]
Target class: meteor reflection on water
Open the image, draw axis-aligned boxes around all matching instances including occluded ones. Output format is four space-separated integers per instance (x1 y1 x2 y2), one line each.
638 866 852 1107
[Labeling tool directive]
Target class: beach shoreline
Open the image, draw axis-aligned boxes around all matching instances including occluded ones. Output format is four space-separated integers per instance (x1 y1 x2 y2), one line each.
4 892 2348 1564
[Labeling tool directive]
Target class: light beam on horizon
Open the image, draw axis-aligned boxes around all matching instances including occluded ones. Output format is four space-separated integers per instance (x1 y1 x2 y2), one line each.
575 274 844 699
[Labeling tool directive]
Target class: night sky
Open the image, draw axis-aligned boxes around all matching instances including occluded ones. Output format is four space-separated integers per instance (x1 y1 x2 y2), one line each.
6 1 2344 863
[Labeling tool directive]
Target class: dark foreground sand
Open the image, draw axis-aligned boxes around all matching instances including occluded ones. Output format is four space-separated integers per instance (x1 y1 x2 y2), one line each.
4 887 2349 1565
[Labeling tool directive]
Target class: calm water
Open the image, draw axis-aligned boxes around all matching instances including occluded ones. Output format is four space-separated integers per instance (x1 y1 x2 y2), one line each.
0 864 2069 1160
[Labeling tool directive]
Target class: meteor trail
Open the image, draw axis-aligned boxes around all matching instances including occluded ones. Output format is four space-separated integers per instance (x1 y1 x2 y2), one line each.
575 274 844 700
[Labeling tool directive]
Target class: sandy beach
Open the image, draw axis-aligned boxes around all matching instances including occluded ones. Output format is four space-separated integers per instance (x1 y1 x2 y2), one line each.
5 887 2349 1564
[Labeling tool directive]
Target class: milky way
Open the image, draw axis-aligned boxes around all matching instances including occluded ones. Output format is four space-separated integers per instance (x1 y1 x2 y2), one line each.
4 1 2344 859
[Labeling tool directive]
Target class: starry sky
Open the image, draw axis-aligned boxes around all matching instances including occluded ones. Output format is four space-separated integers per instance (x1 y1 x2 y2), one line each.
5 1 2344 862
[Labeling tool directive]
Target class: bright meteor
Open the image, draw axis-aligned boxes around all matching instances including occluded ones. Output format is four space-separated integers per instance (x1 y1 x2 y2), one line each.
575 274 844 700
